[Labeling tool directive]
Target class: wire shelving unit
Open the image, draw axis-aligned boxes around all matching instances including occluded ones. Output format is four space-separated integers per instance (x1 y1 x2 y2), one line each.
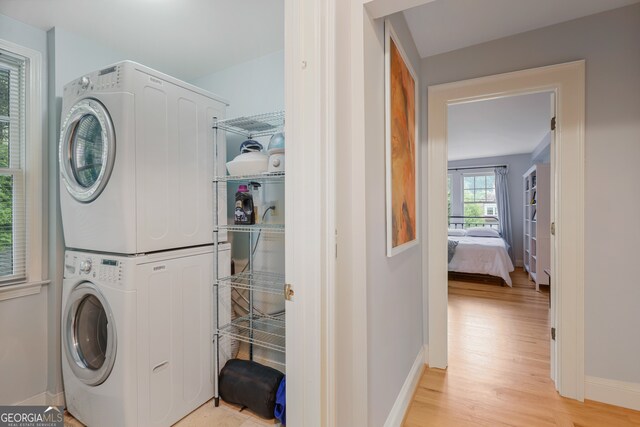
212 110 286 407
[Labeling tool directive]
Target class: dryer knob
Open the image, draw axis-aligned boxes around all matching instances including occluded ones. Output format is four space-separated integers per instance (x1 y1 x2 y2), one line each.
80 259 92 273
80 76 90 89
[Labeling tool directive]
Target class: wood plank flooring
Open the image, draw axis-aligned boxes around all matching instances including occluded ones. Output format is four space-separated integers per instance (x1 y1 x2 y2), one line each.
403 268 640 426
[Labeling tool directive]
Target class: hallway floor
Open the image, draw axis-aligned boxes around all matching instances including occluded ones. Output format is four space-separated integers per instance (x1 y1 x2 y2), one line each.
403 268 640 426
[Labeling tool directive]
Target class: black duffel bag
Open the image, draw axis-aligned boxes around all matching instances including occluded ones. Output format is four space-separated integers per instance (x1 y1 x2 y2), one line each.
219 358 284 419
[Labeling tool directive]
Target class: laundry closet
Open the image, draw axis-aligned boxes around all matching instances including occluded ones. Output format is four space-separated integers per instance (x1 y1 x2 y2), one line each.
48 3 286 426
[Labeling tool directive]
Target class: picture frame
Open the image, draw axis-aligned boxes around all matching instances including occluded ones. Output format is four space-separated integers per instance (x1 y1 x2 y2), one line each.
385 20 419 257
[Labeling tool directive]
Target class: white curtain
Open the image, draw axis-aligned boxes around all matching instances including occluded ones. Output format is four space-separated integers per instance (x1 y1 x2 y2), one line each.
494 167 513 261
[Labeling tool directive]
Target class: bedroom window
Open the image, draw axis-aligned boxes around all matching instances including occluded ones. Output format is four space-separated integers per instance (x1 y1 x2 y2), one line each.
463 172 498 227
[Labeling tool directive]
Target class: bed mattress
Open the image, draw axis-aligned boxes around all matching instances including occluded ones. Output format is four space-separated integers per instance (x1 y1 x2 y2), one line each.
448 236 515 286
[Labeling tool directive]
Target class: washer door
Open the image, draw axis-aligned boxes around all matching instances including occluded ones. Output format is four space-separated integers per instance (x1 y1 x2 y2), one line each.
59 98 116 203
63 282 117 386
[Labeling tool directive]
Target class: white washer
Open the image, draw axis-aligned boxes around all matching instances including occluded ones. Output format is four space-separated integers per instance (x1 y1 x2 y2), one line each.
61 244 231 427
59 61 228 254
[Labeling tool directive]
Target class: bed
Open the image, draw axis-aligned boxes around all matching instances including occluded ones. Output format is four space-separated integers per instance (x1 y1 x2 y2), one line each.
448 216 515 286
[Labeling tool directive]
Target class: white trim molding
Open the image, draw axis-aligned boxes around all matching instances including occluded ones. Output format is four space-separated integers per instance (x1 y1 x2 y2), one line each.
15 392 48 407
425 61 585 400
285 0 338 424
0 38 46 287
384 345 427 427
47 391 65 407
0 280 49 302
585 376 640 411
15 391 64 407
364 0 435 19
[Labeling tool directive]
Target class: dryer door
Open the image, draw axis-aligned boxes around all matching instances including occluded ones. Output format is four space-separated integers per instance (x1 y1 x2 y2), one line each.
63 282 117 386
59 98 116 202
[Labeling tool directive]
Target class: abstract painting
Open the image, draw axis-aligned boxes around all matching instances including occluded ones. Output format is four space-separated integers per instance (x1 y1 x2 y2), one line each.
385 21 418 257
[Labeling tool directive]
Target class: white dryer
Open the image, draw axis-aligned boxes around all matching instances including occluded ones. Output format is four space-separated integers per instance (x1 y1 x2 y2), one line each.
59 61 228 254
61 244 231 427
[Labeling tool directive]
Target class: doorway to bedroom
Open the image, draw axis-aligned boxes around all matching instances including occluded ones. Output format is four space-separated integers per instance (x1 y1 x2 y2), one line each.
445 91 556 394
425 61 586 401
446 92 554 287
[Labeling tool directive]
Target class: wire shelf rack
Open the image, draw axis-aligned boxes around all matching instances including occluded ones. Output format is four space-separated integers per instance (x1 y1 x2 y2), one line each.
213 111 284 138
215 223 285 234
216 271 285 295
217 313 285 353
213 171 285 183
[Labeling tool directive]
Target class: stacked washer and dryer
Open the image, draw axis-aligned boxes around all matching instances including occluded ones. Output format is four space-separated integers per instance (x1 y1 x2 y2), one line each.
59 61 231 427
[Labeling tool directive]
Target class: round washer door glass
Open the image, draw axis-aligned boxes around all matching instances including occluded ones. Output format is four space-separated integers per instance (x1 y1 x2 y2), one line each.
59 98 115 202
64 282 117 386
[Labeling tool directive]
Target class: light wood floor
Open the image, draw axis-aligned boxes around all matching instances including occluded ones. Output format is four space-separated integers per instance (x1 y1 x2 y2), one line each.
403 269 640 426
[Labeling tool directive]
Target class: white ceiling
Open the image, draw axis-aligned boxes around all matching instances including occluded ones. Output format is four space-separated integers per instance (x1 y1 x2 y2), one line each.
447 92 551 161
404 0 639 58
0 0 284 81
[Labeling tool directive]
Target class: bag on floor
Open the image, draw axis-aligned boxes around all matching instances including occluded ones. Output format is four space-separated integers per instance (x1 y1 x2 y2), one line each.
219 358 284 419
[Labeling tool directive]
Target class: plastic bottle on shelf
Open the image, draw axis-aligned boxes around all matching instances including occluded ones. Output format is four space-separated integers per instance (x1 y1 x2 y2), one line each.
234 185 255 225
249 182 264 224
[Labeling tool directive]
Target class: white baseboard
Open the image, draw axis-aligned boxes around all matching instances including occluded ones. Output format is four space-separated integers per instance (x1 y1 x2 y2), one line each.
47 391 65 407
383 345 426 427
13 391 65 407
515 259 524 268
585 376 640 411
15 392 47 406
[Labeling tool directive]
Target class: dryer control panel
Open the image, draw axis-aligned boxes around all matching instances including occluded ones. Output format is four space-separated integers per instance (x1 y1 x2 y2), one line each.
65 63 123 97
64 252 124 286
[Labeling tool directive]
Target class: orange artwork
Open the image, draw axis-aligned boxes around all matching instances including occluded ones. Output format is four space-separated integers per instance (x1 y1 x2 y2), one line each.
389 38 416 249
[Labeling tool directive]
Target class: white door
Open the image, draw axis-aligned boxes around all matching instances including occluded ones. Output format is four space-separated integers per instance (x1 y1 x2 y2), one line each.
59 98 116 202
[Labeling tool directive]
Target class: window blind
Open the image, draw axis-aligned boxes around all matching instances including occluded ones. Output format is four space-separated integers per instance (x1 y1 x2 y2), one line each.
0 50 26 285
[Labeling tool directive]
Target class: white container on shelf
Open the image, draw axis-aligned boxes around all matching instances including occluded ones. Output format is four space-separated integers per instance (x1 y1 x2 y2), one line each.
226 151 269 176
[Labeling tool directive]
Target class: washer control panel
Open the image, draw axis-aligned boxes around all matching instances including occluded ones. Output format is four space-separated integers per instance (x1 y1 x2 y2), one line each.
65 252 124 285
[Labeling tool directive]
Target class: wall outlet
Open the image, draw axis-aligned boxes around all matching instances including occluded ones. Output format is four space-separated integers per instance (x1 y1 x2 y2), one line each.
267 202 278 217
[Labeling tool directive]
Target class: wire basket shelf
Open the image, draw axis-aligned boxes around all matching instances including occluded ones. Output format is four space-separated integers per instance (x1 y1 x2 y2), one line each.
213 171 285 183
217 313 285 353
214 223 285 234
214 111 284 138
216 271 285 295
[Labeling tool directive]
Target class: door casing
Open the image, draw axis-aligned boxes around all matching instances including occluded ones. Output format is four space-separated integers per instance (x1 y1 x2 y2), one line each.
425 60 585 400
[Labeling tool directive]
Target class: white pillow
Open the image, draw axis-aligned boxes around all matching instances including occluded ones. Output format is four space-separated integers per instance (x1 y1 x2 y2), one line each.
448 228 467 236
466 227 501 238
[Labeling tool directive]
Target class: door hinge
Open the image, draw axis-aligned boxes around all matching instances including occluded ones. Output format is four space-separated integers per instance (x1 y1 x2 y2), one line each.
551 327 556 340
551 116 556 131
284 283 294 301
551 222 555 236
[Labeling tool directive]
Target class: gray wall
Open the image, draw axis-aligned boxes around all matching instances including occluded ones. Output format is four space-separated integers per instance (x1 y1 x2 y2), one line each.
0 13 49 406
448 153 535 266
191 50 286 368
422 4 640 383
191 50 284 120
531 132 551 164
364 12 424 425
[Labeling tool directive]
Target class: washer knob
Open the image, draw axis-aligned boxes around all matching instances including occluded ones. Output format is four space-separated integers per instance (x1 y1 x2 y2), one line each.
80 259 92 273
79 76 90 89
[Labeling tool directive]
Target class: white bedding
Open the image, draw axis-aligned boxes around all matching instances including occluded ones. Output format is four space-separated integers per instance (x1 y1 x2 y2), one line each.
448 235 515 286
